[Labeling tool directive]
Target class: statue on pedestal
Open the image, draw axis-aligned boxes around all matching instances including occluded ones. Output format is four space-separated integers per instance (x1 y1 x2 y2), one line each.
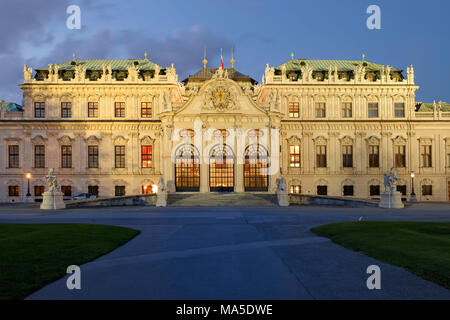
156 177 168 207
276 177 289 207
40 168 66 210
380 167 404 209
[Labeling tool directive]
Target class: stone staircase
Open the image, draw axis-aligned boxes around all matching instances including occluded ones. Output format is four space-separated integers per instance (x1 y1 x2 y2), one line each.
167 192 278 207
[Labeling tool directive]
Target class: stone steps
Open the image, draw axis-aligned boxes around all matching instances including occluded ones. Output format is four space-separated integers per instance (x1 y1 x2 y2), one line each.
167 192 278 207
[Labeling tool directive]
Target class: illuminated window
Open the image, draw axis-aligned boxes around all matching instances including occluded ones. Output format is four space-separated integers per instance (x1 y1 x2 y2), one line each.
141 102 152 118
34 185 45 197
289 145 300 168
8 186 19 197
141 145 152 168
290 185 301 194
289 102 299 118
115 102 125 118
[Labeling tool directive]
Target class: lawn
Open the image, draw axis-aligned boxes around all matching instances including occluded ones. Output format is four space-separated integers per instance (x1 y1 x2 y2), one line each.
311 222 450 290
0 223 139 300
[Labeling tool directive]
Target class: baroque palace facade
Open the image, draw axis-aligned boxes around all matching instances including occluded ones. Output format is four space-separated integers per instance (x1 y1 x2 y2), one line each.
1 54 450 203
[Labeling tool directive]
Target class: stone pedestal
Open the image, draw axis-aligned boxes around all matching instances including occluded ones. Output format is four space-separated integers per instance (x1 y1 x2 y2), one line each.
40 191 66 210
379 191 404 209
156 190 168 207
277 190 290 207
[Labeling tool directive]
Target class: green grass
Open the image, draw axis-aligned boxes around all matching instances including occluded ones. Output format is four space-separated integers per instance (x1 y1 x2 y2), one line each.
311 222 450 289
0 223 139 300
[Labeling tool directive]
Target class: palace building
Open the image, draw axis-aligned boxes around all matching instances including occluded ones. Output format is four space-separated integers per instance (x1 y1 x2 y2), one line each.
1 54 450 203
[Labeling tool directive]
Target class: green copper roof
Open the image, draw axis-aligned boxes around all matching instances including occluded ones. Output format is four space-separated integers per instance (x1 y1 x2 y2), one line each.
183 68 257 84
37 59 160 71
416 102 450 112
0 101 23 112
277 59 401 72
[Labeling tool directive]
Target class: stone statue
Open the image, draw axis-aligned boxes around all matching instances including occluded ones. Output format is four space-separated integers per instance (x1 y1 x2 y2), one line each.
156 177 168 207
157 177 166 192
24 65 33 82
45 168 59 192
383 167 398 193
41 168 66 210
276 177 289 207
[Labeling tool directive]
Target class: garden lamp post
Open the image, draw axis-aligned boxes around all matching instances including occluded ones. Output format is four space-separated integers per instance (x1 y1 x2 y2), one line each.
25 172 32 203
410 171 416 202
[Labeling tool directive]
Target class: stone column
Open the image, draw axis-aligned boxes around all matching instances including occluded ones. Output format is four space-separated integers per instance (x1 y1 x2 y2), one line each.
235 129 245 192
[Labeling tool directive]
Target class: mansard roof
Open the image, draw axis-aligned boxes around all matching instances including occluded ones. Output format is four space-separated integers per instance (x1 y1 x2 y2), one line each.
0 101 23 112
416 102 450 112
36 59 161 72
183 68 257 84
276 59 402 73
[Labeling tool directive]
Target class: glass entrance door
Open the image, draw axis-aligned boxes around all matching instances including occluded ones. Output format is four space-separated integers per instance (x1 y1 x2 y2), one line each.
244 144 269 192
209 144 234 192
175 144 200 192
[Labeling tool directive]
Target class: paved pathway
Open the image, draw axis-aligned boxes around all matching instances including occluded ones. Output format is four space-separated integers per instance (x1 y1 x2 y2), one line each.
0 203 449 299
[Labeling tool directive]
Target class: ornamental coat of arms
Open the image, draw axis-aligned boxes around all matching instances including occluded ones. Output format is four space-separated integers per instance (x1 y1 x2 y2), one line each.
203 83 237 111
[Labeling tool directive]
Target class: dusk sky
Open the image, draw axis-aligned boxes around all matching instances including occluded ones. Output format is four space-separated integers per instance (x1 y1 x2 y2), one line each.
1 0 448 104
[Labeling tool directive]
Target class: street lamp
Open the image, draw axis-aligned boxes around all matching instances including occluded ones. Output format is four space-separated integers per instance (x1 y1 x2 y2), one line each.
410 171 416 203
25 172 32 203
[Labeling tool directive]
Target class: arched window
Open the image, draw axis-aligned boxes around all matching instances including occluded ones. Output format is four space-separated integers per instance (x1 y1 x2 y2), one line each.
174 144 200 192
209 144 234 192
244 144 269 192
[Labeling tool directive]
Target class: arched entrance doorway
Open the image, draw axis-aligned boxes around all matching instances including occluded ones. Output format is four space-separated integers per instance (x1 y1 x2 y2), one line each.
174 144 200 192
209 144 234 192
244 144 269 192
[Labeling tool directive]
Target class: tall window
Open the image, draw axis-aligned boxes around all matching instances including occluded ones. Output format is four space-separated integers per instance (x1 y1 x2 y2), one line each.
448 145 450 167
34 185 45 197
369 145 379 168
315 103 326 118
395 145 406 168
115 146 125 168
8 145 19 168
289 145 300 168
61 102 72 118
368 103 379 118
8 186 19 197
342 103 352 118
316 145 327 168
342 145 353 168
114 102 125 118
34 102 45 118
141 145 152 168
61 186 72 197
88 102 98 118
34 145 45 168
115 186 125 196
141 102 152 118
88 145 99 168
421 145 432 168
61 145 72 168
394 103 405 117
289 102 299 118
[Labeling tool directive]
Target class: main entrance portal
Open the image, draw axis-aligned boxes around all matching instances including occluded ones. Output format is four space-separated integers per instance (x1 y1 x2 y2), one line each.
209 144 234 192
175 144 200 192
244 144 269 192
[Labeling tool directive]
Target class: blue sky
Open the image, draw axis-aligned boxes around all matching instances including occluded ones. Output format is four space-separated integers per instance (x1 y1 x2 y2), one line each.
1 0 449 103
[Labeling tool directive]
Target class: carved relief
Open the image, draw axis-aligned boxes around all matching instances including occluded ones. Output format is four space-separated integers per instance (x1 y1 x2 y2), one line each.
367 136 380 145
203 81 238 111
